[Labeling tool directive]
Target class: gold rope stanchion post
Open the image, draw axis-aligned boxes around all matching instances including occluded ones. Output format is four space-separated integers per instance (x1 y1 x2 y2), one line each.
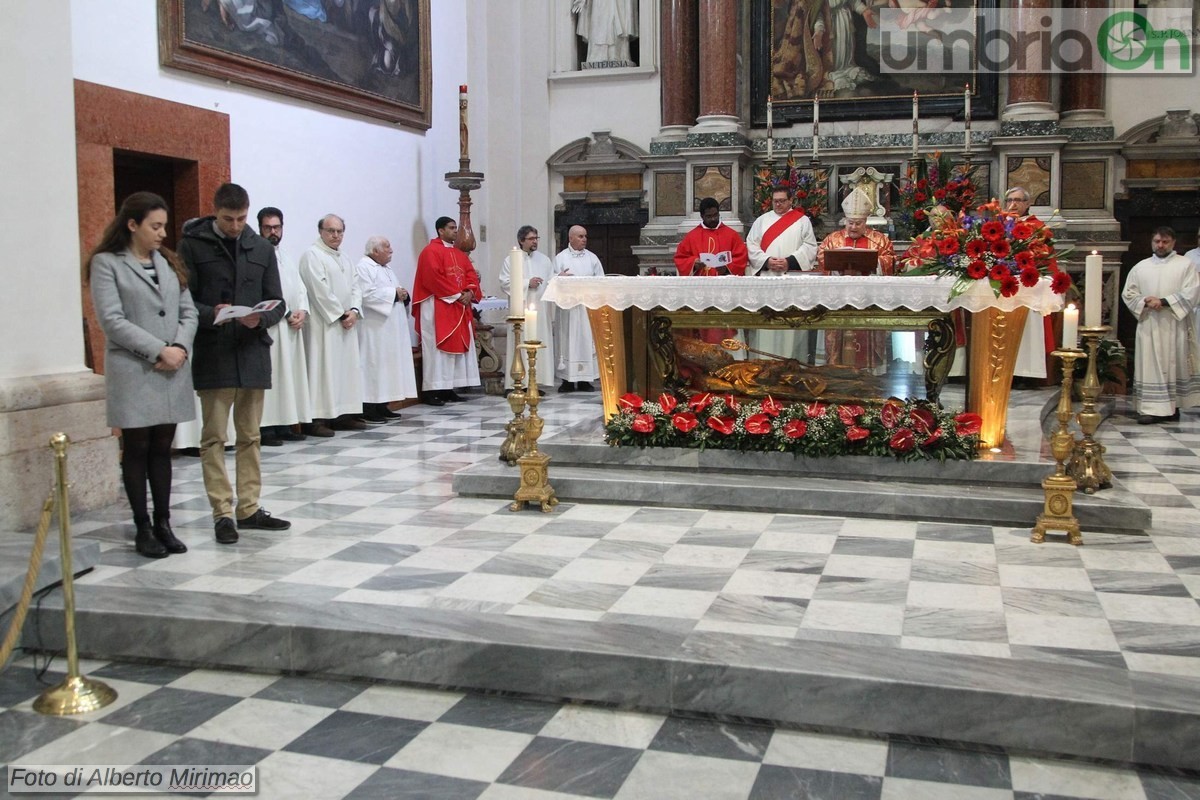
33 433 117 715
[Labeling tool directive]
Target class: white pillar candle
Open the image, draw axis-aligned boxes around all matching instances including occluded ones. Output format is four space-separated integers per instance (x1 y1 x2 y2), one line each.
1085 251 1103 327
509 247 525 317
812 96 820 160
766 95 774 160
964 84 971 153
766 95 773 129
525 302 539 336
1062 304 1079 350
912 91 919 157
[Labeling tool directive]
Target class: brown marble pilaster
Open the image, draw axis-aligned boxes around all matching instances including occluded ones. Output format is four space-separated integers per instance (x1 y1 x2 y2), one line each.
695 0 738 126
1003 0 1057 120
661 0 698 131
1060 0 1107 123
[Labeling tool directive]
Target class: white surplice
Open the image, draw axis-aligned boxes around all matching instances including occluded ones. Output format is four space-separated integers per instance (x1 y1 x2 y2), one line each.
499 250 556 389
261 247 312 427
299 240 363 418
552 246 604 382
1122 252 1200 416
745 209 819 361
355 255 417 403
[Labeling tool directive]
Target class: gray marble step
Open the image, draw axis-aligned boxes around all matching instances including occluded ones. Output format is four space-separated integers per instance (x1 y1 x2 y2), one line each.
453 460 1153 532
28 585 1200 771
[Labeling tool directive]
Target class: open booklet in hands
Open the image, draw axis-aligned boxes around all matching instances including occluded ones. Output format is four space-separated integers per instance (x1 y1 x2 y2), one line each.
214 299 282 325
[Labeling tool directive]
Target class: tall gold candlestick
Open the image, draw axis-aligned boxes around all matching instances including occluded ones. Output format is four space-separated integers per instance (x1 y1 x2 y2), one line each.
1033 351 1085 545
500 317 529 464
1069 325 1114 493
510 339 558 512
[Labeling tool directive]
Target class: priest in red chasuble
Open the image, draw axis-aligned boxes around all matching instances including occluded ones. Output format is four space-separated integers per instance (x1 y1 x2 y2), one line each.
818 187 896 373
412 216 481 405
674 196 749 346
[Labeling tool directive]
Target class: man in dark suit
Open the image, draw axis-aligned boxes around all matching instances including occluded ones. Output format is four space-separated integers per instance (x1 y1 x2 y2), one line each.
179 183 291 544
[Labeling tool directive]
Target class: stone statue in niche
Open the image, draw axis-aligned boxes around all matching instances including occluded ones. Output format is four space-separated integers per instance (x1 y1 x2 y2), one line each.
572 0 639 69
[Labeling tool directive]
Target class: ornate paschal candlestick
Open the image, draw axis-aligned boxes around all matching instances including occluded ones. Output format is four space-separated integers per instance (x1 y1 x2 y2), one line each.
446 84 483 254
510 322 558 512
1069 325 1114 493
500 316 529 464
1033 350 1085 545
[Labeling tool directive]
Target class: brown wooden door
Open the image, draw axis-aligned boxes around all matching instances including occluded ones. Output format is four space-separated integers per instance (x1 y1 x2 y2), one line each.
562 223 641 276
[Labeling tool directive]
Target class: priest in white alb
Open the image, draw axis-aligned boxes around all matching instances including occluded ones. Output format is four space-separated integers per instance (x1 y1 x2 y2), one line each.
356 236 417 422
257 207 312 443
746 183 819 361
499 225 556 394
299 214 366 431
1122 226 1200 424
553 225 604 392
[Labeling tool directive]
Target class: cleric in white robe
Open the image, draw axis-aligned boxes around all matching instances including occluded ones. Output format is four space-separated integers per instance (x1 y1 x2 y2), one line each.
1122 226 1200 423
258 210 311 437
552 225 603 391
746 184 819 362
355 236 417 417
298 214 364 425
499 225 556 392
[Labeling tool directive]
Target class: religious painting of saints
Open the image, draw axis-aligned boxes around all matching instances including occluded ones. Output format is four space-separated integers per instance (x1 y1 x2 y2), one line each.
749 0 998 124
158 0 432 130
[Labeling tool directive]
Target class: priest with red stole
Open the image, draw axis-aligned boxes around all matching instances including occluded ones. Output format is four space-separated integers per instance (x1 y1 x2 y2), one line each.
412 216 481 405
746 184 819 361
675 197 749 277
818 187 896 373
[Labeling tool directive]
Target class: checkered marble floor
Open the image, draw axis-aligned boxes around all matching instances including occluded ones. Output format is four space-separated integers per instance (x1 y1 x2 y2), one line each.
3 654 1198 800
6 388 1200 797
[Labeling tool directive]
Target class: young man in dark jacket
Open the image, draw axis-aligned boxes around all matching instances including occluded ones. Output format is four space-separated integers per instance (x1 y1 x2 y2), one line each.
179 183 291 544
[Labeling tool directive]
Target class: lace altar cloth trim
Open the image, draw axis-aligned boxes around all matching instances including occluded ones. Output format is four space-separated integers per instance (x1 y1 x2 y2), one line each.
542 275 1064 315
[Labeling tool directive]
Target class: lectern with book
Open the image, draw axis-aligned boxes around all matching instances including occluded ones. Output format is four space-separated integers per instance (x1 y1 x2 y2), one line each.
823 248 879 276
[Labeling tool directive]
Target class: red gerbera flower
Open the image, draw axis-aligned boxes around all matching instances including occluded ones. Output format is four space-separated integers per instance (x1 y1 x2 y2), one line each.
934 188 947 200
990 239 1011 258
1018 266 1040 288
1012 222 1033 240
914 209 927 221
1051 271 1072 294
999 275 1020 297
981 220 1005 241
966 259 988 280
937 237 960 256
1014 251 1036 270
966 239 988 258
989 264 1009 282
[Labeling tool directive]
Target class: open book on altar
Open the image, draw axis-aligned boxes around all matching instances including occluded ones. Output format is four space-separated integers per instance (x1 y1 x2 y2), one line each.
824 248 879 276
214 299 281 325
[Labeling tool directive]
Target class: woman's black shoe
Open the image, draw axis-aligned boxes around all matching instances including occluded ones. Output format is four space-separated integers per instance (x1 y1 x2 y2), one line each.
135 521 169 559
153 519 188 554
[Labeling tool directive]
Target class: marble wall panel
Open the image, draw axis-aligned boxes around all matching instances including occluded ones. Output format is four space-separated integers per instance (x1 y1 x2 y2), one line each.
1062 161 1107 210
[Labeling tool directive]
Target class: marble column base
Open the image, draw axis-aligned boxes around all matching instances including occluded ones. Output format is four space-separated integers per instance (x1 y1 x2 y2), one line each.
689 114 742 135
0 371 119 530
1001 102 1059 122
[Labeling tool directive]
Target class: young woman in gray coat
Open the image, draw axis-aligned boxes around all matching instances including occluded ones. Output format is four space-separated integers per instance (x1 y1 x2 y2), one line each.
88 192 198 558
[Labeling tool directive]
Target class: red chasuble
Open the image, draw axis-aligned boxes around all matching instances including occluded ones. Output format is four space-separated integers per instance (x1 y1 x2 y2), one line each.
412 238 481 354
674 223 749 276
759 208 806 252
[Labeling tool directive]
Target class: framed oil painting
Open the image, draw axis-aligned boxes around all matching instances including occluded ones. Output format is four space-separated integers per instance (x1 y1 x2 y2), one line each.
158 0 431 130
750 0 998 125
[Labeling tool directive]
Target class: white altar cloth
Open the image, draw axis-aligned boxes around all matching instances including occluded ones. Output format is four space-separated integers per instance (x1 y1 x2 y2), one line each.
542 275 1064 316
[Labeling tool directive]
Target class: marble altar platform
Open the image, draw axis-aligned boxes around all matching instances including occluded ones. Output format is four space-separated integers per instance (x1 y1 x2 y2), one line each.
20 389 1200 772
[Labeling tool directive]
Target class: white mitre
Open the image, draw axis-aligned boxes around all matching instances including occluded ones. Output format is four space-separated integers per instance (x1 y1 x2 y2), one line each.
841 187 875 219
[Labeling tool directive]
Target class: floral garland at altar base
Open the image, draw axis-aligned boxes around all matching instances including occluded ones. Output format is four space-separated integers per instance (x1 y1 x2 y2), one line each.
606 393 983 462
904 200 1074 300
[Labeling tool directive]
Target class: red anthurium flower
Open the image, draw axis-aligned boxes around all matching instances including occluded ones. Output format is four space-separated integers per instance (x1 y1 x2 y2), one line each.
722 394 740 412
989 264 1009 282
782 419 807 439
631 414 655 433
880 400 903 429
688 393 713 413
805 401 828 418
1000 275 1020 297
619 393 644 412
672 412 699 433
955 412 982 436
1019 266 1041 287
1012 222 1033 240
937 237 960 256
967 260 988 280
1051 271 1072 294
744 414 772 435
982 220 1005 241
1014 250 1036 270
966 239 988 258
707 416 735 435
657 393 678 414
846 426 870 442
922 427 944 447
909 408 935 435
889 428 916 452
761 396 783 417
990 239 1011 258
838 404 865 425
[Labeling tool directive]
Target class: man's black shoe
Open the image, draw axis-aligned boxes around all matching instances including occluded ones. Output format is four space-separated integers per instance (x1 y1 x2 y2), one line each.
237 508 292 530
215 517 238 544
280 429 306 442
423 393 446 406
576 381 596 392
331 416 368 431
362 414 389 425
558 380 575 393
303 422 335 438
443 390 466 403
381 407 403 419
261 429 284 446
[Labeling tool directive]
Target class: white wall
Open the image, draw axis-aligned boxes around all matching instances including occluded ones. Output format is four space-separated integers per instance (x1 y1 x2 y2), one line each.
0 1 86 378
69 0 468 296
1108 72 1200 139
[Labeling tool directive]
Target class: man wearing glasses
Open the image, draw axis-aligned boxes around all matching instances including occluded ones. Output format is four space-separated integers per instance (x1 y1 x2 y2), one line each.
499 226 556 395
745 184 819 361
299 214 366 432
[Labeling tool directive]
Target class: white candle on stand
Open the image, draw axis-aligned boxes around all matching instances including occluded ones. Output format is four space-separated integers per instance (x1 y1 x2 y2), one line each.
766 95 774 160
964 84 972 153
1085 251 1103 327
1062 304 1079 350
812 95 820 160
525 303 539 337
912 91 919 157
508 247 525 317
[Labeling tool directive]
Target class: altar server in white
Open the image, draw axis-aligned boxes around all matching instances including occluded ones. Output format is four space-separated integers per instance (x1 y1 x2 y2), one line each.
356 236 417 421
746 185 818 361
499 225 556 393
553 225 604 392
1122 226 1200 424
299 214 366 431
257 207 312 442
